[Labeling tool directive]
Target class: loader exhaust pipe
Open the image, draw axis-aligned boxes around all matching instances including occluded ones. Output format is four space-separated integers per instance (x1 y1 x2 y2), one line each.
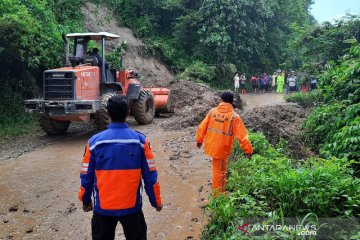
62 33 70 66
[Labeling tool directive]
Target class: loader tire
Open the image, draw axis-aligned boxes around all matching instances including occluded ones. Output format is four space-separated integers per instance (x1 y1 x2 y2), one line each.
132 90 155 124
39 115 70 135
94 93 117 130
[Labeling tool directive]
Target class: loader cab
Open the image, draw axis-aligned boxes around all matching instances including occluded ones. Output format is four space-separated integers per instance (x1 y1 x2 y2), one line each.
66 32 120 84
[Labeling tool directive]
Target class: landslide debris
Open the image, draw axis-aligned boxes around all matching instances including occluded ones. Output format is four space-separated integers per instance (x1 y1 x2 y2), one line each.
161 80 246 130
241 103 312 159
161 80 220 130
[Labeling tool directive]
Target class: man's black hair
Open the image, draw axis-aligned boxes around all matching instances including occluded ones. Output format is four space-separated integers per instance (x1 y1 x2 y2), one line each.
107 95 128 122
221 92 234 104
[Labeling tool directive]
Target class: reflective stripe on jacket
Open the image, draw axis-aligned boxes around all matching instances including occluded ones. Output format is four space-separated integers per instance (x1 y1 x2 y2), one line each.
196 102 253 159
78 123 162 216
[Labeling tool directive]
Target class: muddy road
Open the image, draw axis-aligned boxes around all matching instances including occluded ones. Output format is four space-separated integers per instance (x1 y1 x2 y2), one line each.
0 93 285 240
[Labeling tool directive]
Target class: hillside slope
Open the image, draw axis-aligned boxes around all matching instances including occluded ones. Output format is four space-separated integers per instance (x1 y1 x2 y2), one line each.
82 3 174 87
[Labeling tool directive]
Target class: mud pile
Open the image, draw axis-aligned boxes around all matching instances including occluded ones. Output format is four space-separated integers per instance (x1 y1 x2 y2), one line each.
241 103 312 159
161 80 220 130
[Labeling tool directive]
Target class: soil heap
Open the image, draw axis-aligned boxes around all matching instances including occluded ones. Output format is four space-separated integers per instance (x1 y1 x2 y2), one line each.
241 103 312 159
162 80 220 130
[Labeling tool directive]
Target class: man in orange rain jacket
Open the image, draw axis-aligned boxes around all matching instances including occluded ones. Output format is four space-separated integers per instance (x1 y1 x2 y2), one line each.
196 92 253 194
79 95 162 240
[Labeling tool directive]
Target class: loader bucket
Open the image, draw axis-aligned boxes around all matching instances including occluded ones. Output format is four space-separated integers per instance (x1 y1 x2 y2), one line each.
146 88 174 113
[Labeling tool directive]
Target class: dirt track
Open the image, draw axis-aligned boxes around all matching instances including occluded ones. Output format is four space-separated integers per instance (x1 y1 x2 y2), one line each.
0 93 286 240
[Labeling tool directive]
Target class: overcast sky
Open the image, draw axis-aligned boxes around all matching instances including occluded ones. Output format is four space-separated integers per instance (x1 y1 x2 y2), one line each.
310 0 360 23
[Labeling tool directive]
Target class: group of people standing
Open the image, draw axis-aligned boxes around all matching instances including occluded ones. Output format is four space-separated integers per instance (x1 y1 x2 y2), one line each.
233 70 318 94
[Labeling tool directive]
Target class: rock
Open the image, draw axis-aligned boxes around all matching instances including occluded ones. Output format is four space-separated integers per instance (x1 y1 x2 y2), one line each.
191 217 199 222
65 203 77 215
9 205 18 212
169 155 179 160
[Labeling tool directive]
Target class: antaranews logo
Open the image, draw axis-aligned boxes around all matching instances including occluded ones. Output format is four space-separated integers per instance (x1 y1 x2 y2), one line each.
237 222 317 236
236 217 360 238
237 223 250 234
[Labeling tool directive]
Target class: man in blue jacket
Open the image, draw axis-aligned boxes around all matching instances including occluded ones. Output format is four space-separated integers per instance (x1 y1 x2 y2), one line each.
78 95 163 240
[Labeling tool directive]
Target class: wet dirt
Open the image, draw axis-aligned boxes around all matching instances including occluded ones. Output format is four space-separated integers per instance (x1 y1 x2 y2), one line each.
0 117 212 240
162 81 247 131
241 93 313 159
162 80 220 130
0 122 95 162
0 93 290 240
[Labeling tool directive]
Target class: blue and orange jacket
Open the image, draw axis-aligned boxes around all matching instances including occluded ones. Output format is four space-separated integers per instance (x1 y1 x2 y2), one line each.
78 123 162 216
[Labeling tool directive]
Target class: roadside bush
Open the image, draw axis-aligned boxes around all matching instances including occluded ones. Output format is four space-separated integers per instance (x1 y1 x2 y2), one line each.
284 91 323 108
106 41 128 70
202 132 360 239
319 43 360 105
0 92 38 137
301 43 360 166
123 15 155 38
321 103 360 164
301 103 344 151
177 61 215 84
0 0 84 138
213 64 237 90
146 37 189 72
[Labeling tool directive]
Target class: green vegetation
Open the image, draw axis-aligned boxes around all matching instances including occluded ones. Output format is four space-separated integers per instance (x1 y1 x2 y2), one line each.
0 0 85 138
0 0 316 138
293 15 360 75
285 91 323 108
177 61 215 84
106 41 128 70
282 15 360 171
202 14 360 239
0 94 38 137
287 43 360 168
201 133 360 239
96 0 314 87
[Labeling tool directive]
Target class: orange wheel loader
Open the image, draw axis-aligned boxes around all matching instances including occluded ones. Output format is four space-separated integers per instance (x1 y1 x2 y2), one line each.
25 32 173 135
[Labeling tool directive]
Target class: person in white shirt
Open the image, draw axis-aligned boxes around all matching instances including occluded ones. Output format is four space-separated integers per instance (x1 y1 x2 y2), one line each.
233 73 240 93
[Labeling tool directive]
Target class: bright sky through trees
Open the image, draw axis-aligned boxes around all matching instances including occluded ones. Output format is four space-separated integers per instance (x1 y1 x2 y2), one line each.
311 0 360 23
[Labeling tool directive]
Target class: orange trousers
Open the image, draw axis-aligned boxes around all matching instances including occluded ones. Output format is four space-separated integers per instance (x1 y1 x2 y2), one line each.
212 158 228 194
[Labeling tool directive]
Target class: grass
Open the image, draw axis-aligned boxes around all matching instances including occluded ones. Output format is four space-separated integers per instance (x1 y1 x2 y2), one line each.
0 96 40 139
0 113 39 139
201 132 360 239
284 91 323 108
